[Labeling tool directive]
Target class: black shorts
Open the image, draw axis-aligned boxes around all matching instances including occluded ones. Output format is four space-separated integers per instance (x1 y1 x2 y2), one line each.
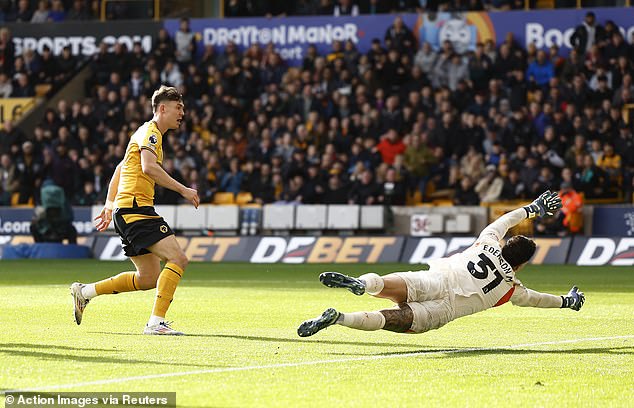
113 206 174 257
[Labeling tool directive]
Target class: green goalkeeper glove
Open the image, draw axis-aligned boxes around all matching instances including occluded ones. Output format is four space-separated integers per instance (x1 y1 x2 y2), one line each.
524 190 562 219
561 286 585 311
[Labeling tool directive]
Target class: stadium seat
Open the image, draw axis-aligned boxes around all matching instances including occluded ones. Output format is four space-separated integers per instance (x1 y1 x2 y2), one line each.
295 205 327 229
236 192 254 205
360 206 384 229
262 204 295 230
433 199 454 207
213 192 235 205
327 205 359 229
35 84 52 97
445 214 472 233
207 205 239 230
406 190 422 206
11 193 34 207
175 205 208 230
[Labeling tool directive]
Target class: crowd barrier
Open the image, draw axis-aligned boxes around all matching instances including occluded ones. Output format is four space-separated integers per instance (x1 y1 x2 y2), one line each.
2 234 634 265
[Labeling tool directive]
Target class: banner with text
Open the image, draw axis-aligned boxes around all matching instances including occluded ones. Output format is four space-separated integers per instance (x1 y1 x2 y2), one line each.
92 235 405 263
567 237 634 266
7 235 634 265
401 237 571 264
0 98 36 125
8 20 161 56
0 207 94 236
592 206 634 237
164 8 634 66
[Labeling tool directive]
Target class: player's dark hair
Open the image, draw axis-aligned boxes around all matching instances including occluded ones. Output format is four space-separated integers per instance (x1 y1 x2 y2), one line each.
151 85 182 112
502 235 536 269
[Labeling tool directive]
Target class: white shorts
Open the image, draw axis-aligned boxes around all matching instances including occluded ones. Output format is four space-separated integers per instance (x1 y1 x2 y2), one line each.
393 270 456 334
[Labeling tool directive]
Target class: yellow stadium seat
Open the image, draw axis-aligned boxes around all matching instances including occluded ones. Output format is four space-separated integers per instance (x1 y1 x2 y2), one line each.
11 192 34 207
236 192 254 205
213 192 235 205
433 199 454 207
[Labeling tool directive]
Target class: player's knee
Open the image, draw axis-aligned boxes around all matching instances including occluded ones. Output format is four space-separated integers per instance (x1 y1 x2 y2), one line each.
170 252 188 270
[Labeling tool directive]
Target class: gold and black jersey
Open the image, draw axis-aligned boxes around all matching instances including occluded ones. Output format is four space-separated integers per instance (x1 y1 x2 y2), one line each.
115 121 164 208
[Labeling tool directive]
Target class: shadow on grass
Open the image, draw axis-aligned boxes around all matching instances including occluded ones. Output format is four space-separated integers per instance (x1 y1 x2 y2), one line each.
338 345 634 357
90 331 421 349
1 343 117 352
0 343 219 368
189 333 424 349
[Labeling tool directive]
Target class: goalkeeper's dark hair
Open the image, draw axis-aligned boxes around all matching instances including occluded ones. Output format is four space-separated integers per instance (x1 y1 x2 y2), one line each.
151 85 182 112
502 235 536 269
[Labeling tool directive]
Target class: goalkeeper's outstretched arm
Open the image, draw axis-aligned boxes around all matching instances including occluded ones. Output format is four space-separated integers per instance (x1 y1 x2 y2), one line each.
478 191 563 242
511 285 585 311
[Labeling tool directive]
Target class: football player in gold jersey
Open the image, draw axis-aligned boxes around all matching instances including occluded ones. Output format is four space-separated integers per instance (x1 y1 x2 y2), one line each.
71 85 199 335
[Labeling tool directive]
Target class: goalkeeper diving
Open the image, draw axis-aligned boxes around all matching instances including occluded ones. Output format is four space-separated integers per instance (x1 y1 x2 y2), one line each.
298 191 585 337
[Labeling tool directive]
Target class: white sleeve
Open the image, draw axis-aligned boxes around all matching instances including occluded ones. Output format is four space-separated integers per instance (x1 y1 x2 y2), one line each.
510 284 563 308
478 208 527 242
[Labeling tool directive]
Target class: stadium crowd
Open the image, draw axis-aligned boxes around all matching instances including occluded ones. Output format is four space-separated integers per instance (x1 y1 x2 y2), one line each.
1 12 634 214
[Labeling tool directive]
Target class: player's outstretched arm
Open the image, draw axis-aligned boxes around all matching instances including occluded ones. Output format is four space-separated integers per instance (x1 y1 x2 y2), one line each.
478 190 563 242
94 162 122 232
510 284 585 311
140 149 200 208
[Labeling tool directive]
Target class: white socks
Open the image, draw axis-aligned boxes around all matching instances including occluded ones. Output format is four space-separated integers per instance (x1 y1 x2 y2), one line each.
336 311 386 331
81 284 97 300
147 315 165 327
359 273 384 295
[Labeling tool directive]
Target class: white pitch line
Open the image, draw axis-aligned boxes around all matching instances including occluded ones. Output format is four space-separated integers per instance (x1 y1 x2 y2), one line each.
7 334 634 393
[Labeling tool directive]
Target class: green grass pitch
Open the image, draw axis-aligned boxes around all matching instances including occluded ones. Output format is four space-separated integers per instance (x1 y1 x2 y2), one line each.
0 260 633 407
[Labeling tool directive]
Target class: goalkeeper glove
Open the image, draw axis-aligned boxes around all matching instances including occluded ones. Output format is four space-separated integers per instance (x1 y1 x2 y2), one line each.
561 286 585 311
524 190 563 219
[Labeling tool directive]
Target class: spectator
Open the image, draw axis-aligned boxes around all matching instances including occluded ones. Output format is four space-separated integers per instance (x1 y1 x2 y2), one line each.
333 0 359 16
13 0 33 22
13 141 43 204
454 175 480 205
596 142 622 182
500 168 525 200
577 153 607 198
0 153 17 205
384 16 416 55
376 128 406 165
48 0 66 21
526 50 554 88
359 0 389 14
12 73 34 97
571 12 605 55
447 53 469 91
322 175 347 204
30 0 49 22
220 157 244 195
349 169 381 205
160 60 183 87
0 28 15 75
381 167 406 205
0 72 12 97
175 18 196 70
414 42 437 77
559 181 584 234
67 0 89 20
475 164 503 203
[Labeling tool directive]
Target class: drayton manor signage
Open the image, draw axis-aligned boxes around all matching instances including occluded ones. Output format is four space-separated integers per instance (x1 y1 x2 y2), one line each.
163 8 634 66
